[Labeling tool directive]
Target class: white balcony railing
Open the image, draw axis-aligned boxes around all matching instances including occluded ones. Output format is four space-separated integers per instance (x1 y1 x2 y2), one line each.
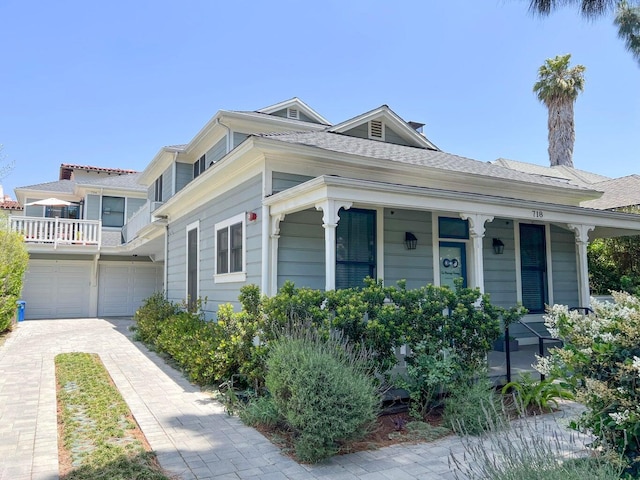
122 201 162 244
10 216 101 248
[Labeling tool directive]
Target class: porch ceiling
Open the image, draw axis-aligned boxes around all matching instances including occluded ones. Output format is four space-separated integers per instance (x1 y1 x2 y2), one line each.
264 175 640 237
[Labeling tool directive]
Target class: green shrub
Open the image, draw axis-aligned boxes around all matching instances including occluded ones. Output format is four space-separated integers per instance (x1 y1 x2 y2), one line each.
133 291 181 345
541 295 640 474
444 375 505 436
502 373 574 415
0 221 29 333
265 331 379 462
399 343 461 419
238 395 282 428
155 310 221 385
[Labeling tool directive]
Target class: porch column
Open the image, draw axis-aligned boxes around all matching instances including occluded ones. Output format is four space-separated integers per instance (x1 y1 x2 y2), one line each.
315 200 352 291
568 223 595 308
460 213 494 293
269 214 285 296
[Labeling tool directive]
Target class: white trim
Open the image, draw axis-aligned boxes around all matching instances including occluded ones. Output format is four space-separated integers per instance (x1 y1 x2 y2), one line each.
186 220 200 303
376 207 384 282
545 224 554 307
431 212 440 286
514 220 522 304
214 212 247 283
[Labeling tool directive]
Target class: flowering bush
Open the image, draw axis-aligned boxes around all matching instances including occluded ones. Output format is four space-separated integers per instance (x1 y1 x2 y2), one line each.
540 292 640 472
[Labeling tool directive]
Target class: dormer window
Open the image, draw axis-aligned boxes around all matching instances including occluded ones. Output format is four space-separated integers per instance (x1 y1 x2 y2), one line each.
193 155 206 179
369 120 384 140
287 108 300 120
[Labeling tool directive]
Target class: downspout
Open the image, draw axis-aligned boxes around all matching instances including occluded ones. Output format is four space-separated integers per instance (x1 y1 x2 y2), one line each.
171 151 178 196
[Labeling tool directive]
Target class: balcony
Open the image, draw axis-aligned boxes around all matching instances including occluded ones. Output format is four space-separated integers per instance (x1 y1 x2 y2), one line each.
122 201 163 244
10 216 101 248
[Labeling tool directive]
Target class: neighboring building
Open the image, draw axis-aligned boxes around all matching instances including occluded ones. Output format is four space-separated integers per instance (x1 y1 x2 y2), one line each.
10 98 640 335
0 185 23 215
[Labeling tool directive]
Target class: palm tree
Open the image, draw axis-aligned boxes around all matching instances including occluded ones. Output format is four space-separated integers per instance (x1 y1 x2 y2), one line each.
533 54 586 168
528 0 621 18
615 1 640 65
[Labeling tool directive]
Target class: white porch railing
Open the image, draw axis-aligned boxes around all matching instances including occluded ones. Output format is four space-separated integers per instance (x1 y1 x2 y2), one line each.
10 216 101 248
122 201 162 243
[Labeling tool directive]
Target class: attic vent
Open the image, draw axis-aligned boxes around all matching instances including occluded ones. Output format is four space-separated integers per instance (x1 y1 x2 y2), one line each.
369 120 384 140
287 108 299 120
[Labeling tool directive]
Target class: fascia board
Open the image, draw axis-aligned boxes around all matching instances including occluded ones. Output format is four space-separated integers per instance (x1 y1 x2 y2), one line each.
154 139 263 220
222 113 328 134
75 184 147 198
15 188 79 205
265 176 640 233
253 137 597 205
139 149 179 184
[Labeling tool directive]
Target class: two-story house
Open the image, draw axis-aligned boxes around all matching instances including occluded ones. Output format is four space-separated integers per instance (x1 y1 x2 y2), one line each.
11 98 640 334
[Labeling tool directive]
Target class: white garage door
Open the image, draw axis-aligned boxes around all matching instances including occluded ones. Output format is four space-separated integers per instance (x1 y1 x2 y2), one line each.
98 262 163 317
22 260 92 319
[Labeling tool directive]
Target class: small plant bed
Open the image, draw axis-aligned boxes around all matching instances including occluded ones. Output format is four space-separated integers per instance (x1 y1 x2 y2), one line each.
55 352 171 480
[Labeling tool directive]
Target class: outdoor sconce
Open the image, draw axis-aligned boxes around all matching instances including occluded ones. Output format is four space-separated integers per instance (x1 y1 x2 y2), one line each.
493 238 505 255
247 212 258 221
405 232 417 250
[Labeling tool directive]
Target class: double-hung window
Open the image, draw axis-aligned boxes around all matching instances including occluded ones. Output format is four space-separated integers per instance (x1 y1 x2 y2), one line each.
214 213 246 283
154 176 163 202
193 155 206 179
102 196 125 228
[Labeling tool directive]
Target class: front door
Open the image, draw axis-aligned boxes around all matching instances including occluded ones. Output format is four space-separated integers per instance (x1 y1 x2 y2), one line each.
439 242 467 290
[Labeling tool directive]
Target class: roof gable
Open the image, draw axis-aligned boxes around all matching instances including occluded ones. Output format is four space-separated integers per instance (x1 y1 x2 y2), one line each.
257 98 330 125
328 105 438 151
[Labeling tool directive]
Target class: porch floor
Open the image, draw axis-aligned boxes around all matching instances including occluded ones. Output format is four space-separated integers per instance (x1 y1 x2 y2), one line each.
488 343 557 386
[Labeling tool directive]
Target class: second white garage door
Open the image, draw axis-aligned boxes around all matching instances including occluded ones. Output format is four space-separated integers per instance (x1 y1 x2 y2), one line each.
98 262 163 317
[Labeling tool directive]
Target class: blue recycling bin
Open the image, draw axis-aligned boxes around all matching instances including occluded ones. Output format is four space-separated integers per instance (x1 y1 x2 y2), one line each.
16 301 26 322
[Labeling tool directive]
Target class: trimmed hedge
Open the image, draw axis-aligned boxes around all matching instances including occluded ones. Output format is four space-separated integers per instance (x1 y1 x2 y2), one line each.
0 220 29 333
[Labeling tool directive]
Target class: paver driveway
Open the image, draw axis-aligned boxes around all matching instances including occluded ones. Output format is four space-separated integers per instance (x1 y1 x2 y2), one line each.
0 318 587 480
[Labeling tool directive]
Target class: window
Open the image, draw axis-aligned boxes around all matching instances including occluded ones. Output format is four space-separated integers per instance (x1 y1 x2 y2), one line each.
154 175 163 202
193 155 206 179
520 223 548 313
439 217 469 239
336 208 376 290
101 196 125 227
215 213 246 283
45 204 80 219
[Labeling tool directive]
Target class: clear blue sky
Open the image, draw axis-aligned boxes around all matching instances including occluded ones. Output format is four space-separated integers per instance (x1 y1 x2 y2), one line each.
1 0 638 199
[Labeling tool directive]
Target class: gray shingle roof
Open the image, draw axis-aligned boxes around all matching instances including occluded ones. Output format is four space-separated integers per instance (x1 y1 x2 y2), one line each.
18 179 77 193
77 172 145 191
493 158 610 185
259 131 592 191
582 175 640 210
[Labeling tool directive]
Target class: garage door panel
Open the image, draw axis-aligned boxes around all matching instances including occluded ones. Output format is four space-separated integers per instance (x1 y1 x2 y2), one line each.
98 263 163 317
22 261 92 319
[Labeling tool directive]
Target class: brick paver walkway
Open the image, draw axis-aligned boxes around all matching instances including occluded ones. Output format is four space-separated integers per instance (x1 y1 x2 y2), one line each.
0 318 589 480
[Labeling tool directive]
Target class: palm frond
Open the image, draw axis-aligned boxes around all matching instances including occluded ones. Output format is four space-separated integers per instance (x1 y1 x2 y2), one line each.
615 0 640 65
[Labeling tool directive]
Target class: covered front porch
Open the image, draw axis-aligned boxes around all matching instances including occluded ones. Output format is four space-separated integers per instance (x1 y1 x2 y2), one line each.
261 175 640 334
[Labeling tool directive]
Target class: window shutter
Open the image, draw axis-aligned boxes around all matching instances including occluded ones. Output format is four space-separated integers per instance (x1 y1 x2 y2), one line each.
519 224 547 313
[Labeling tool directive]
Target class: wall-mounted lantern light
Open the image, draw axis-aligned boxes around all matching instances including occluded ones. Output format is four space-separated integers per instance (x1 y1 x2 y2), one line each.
493 238 505 255
405 232 417 250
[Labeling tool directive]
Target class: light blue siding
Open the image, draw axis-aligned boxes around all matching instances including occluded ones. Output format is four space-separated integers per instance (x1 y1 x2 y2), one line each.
550 225 579 307
483 218 518 308
175 162 191 193
206 137 227 166
277 209 325 290
126 198 146 220
343 123 368 139
85 195 100 220
233 132 249 148
272 172 314 193
166 175 263 318
161 165 172 201
384 126 412 147
383 209 433 289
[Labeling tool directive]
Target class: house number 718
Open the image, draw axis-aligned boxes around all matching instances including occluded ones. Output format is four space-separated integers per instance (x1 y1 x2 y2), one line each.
532 210 543 218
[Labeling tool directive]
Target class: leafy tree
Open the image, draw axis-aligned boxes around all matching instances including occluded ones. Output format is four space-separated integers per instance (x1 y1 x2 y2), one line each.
0 216 29 332
528 0 621 18
0 145 14 181
533 54 586 168
615 0 640 65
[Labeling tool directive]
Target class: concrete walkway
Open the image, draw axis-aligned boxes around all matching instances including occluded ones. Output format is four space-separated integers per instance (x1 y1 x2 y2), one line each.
0 318 588 480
